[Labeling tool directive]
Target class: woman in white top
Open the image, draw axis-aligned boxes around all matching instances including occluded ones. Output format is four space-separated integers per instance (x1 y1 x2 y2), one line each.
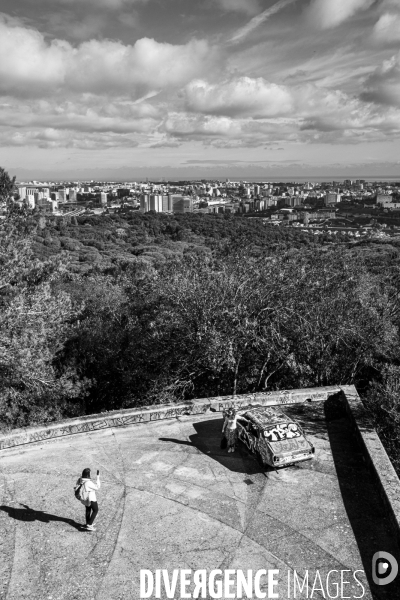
222 408 238 453
76 468 100 531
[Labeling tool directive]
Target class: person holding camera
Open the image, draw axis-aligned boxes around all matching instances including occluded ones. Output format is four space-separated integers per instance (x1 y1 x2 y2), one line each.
75 468 100 531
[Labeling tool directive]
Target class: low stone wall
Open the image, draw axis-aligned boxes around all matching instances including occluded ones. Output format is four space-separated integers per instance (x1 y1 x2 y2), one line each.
341 385 400 547
0 385 339 451
2 382 399 546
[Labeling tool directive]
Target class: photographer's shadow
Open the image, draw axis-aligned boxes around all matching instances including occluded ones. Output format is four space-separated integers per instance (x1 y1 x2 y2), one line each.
0 504 82 530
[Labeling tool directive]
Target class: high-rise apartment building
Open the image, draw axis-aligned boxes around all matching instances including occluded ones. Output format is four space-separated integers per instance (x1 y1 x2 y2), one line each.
172 196 193 213
140 194 149 212
58 189 67 202
162 195 173 212
149 194 163 212
325 192 341 206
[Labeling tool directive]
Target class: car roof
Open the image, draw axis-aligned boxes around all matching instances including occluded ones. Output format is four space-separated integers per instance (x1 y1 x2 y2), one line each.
237 405 293 428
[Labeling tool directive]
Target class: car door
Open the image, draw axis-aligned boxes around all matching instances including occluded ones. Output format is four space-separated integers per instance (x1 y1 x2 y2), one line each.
246 421 259 454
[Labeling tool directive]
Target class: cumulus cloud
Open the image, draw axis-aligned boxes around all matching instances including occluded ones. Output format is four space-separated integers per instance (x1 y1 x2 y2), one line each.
183 77 365 126
185 77 293 118
0 98 161 134
361 52 400 106
64 37 212 96
0 20 66 94
0 18 214 98
1 6 399 153
373 12 400 44
163 80 400 147
306 0 375 30
163 113 243 140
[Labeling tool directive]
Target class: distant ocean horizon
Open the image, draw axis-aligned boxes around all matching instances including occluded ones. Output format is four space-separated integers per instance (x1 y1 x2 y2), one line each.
213 176 400 183
14 173 400 184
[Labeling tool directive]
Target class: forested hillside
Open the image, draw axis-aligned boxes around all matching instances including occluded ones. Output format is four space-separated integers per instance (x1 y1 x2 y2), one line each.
26 210 335 271
1 209 400 472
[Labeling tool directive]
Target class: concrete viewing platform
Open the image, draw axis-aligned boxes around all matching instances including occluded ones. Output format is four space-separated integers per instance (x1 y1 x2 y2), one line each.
0 391 399 599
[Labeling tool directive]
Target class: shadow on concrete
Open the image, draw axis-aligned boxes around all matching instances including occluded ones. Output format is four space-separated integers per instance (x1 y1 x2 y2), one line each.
0 504 83 530
324 395 400 600
159 438 193 446
160 417 267 476
282 402 329 437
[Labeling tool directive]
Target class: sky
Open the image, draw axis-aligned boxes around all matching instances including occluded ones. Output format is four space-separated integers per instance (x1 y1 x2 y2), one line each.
0 0 400 180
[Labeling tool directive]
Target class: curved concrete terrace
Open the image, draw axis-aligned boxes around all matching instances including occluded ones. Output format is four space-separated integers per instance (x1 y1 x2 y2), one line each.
0 394 399 599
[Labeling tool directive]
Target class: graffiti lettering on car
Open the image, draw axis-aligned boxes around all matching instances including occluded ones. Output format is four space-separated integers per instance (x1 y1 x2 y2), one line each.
238 427 258 453
264 423 300 442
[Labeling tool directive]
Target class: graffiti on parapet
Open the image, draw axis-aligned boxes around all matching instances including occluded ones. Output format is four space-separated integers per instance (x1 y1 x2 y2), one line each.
0 436 25 449
275 391 293 404
214 390 331 412
218 398 252 412
308 391 329 402
0 402 211 449
118 413 146 425
150 411 162 421
0 389 333 450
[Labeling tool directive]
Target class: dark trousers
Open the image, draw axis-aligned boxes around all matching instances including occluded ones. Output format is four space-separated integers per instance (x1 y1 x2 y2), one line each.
85 501 99 526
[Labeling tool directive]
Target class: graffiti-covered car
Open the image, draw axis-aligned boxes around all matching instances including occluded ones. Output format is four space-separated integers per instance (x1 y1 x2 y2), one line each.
235 406 315 468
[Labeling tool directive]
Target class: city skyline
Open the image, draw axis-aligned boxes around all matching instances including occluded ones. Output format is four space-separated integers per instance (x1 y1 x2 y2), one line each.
0 0 400 179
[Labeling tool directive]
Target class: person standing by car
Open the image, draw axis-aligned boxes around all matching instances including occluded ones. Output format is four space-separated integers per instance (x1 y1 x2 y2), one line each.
75 468 100 531
222 408 238 453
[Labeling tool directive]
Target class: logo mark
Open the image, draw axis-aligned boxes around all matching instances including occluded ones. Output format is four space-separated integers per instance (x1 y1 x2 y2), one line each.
372 552 398 586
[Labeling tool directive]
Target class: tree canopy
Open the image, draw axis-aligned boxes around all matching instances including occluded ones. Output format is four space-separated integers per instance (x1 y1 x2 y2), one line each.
1 170 400 475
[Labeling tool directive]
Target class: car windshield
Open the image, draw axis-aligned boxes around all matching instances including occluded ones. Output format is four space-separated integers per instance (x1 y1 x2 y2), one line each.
263 422 302 442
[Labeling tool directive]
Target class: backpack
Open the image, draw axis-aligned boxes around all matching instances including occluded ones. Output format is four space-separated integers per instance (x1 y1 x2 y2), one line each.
74 480 90 506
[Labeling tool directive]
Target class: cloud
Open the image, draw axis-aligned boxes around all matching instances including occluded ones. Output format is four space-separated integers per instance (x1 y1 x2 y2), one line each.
229 0 298 43
300 117 346 132
1 7 399 153
64 37 212 96
162 113 243 141
0 18 214 98
0 20 66 94
373 12 400 44
0 97 161 134
306 0 375 30
1 128 140 149
185 77 293 118
148 140 181 148
216 0 261 16
361 52 400 106
46 13 110 41
163 80 400 147
53 0 149 8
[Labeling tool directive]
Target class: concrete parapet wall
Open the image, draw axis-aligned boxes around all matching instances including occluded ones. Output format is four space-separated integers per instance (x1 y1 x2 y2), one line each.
0 385 340 451
1 382 400 543
341 385 400 547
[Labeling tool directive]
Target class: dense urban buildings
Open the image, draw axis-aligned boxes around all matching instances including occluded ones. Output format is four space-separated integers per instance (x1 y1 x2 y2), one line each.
1 177 398 239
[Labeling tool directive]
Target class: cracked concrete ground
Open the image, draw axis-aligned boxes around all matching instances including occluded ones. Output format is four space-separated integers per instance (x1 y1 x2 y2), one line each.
0 403 399 600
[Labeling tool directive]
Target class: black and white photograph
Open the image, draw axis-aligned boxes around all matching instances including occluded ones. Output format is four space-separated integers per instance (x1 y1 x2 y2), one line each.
0 1 400 598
